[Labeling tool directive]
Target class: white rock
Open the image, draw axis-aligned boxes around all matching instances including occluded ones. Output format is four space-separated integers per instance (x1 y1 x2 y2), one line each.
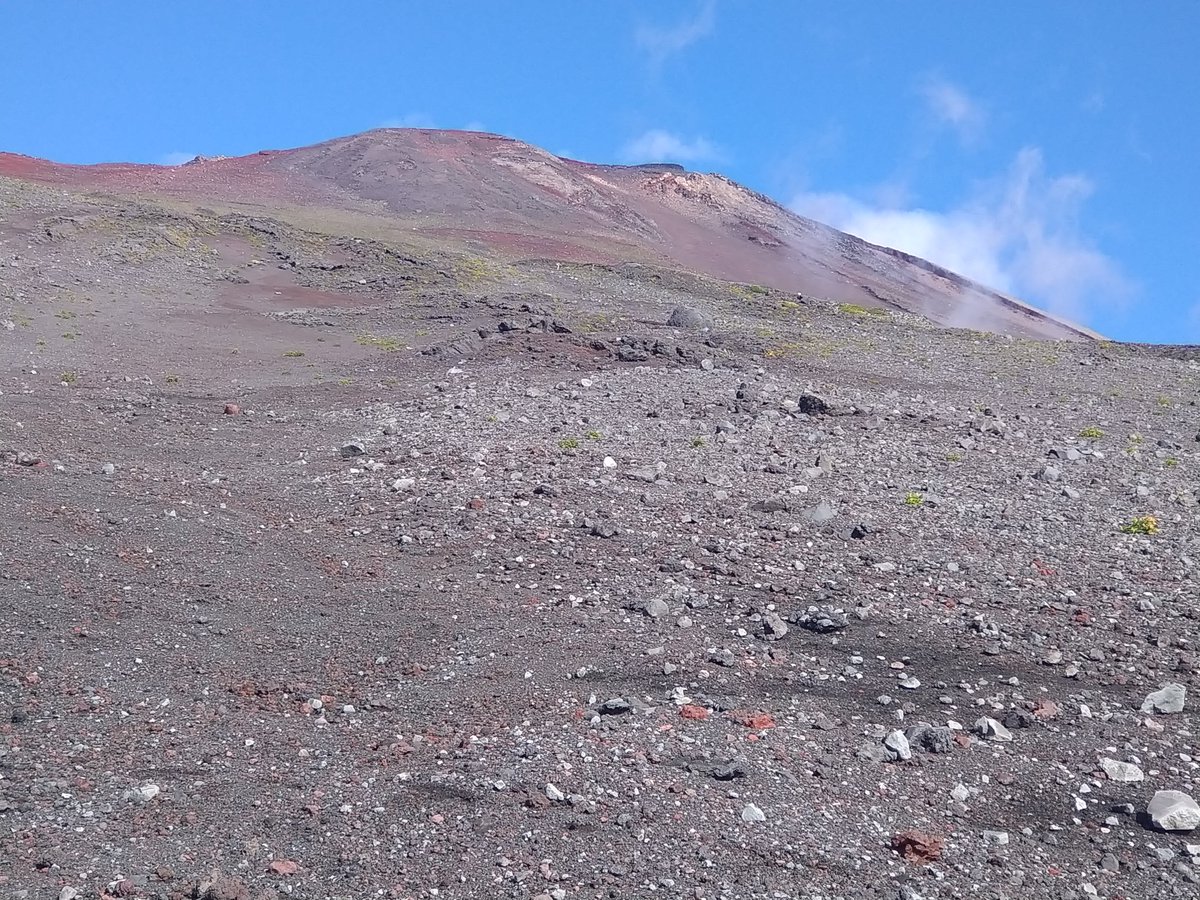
884 729 912 761
974 716 1013 742
643 598 669 618
1148 790 1200 832
741 802 767 823
1142 683 1187 714
951 783 970 802
545 783 565 802
602 456 617 469
1100 757 1144 783
125 783 160 804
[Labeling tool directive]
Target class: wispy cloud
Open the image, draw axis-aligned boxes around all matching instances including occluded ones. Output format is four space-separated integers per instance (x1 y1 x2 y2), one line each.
158 151 195 166
619 129 722 165
635 0 716 65
920 76 986 144
1186 300 1200 341
791 147 1134 325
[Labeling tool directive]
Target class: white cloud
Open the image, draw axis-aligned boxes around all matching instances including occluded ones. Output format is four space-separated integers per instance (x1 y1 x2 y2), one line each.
920 77 985 143
635 0 715 65
791 147 1134 325
619 129 722 165
158 151 196 166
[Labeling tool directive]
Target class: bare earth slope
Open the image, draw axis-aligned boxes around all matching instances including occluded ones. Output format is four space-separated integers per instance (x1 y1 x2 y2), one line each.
1 133 1198 900
0 129 1096 340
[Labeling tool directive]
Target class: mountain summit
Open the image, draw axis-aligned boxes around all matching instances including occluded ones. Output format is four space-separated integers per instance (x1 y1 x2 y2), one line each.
0 128 1095 339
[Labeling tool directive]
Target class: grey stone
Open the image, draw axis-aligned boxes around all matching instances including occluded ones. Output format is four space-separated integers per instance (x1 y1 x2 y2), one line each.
906 725 954 754
712 761 747 781
598 698 632 715
762 612 788 640
708 648 736 667
801 499 837 524
643 598 669 619
667 306 710 328
792 605 848 634
340 438 366 458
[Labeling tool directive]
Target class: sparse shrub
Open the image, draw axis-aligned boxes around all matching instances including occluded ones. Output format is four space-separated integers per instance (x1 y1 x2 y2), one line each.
763 341 807 359
903 492 924 506
1078 426 1104 439
1165 457 1179 468
165 373 180 384
60 371 77 385
337 377 353 386
585 430 602 440
283 350 305 358
732 283 770 300
945 452 962 462
1120 515 1159 535
54 309 77 320
355 333 403 351
836 303 888 319
558 437 580 451
691 436 706 448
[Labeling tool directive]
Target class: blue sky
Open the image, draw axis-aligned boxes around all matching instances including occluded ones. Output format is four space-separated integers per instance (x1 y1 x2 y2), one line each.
2 2 1197 343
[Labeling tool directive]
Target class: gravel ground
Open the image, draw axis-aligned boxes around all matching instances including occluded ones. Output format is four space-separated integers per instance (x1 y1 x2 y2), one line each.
2 174 1199 900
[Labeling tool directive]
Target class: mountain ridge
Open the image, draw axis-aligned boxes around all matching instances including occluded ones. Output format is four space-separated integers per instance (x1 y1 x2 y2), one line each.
0 127 1099 340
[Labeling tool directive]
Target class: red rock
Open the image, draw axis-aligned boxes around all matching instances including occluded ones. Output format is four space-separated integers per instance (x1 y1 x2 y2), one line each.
727 710 775 729
891 830 944 864
1032 698 1059 719
268 859 300 876
679 704 710 720
224 403 240 415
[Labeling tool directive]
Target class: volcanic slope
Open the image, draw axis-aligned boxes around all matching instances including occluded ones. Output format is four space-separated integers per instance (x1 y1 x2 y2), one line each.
0 127 1097 340
1 133 1199 900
